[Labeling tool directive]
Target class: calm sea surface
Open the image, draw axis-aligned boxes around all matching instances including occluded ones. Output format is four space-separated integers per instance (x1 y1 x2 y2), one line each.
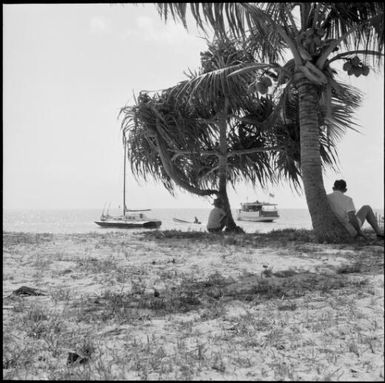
3 208 383 235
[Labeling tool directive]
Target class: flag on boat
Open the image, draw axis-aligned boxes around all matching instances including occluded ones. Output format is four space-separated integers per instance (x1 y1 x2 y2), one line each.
269 193 275 198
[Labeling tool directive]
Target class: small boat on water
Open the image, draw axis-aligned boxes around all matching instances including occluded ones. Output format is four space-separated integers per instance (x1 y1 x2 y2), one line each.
173 217 201 224
236 200 279 222
95 136 162 229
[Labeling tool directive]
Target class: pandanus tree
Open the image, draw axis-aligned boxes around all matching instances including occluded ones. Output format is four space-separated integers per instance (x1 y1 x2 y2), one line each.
153 2 384 240
120 37 362 232
121 39 277 231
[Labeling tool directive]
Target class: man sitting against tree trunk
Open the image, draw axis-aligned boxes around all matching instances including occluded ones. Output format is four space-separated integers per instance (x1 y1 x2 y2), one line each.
207 197 227 233
327 179 384 240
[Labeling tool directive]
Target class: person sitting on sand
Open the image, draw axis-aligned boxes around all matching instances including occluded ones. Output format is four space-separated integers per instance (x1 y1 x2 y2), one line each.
207 198 227 233
327 179 384 240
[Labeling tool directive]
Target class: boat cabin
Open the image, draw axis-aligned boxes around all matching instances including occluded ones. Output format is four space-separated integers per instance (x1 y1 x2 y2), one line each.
237 200 279 222
240 201 278 212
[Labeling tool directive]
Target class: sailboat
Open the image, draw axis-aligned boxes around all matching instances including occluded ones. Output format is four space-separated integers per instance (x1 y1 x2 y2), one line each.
94 136 162 229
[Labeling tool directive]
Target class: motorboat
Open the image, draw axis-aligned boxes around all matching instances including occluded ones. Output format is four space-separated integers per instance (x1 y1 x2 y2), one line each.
236 200 279 222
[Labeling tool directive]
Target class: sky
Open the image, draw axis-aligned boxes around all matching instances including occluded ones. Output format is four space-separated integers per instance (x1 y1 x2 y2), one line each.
3 3 384 210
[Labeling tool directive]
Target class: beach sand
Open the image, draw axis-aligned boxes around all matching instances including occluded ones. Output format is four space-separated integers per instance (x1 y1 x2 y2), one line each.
3 229 384 380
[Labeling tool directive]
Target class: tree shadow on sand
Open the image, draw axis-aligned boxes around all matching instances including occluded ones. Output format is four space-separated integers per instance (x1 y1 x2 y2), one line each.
138 228 384 247
70 229 382 321
72 267 370 322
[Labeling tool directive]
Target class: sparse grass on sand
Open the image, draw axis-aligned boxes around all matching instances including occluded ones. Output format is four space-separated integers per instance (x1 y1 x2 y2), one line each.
3 229 384 380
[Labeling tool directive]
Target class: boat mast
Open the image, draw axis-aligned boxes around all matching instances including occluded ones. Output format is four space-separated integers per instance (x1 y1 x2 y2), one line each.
123 135 126 216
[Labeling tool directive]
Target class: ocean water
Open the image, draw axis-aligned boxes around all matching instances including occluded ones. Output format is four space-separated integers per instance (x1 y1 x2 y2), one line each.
3 208 383 235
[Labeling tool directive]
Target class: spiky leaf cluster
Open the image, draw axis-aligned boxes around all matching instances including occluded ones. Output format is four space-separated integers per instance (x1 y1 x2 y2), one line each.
200 38 254 73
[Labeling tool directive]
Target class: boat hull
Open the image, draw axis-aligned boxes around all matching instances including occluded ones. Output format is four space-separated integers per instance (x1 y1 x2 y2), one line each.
236 211 279 222
237 216 277 222
95 220 161 229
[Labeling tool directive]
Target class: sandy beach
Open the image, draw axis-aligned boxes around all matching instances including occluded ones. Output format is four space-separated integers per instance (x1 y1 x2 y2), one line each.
3 229 384 380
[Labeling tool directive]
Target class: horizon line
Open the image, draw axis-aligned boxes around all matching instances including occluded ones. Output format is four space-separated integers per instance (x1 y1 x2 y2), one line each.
3 206 384 211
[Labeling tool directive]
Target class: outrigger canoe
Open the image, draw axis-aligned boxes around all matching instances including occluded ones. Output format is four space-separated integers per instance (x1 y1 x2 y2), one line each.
173 218 201 224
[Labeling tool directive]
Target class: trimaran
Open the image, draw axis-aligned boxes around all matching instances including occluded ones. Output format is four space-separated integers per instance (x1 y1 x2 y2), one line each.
94 136 162 229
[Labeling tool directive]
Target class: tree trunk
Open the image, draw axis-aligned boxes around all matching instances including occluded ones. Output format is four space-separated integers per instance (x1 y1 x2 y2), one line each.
296 78 351 241
217 104 243 233
217 155 238 230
